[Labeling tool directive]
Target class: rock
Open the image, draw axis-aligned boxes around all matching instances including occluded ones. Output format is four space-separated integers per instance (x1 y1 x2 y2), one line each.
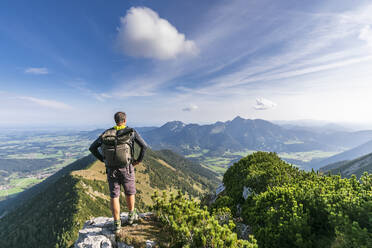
145 240 156 247
74 212 155 248
235 222 252 240
209 183 226 204
117 242 133 248
242 186 252 200
236 203 242 216
215 183 225 195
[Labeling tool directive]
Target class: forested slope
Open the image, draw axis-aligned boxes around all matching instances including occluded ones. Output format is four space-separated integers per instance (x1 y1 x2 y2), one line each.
0 148 218 248
320 152 372 178
210 152 372 248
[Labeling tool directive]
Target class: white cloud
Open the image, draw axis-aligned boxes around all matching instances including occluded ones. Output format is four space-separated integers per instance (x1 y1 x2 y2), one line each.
18 96 72 110
117 7 198 60
177 3 372 98
93 93 112 102
182 104 198 112
24 67 49 75
359 25 372 48
253 98 277 110
67 79 113 102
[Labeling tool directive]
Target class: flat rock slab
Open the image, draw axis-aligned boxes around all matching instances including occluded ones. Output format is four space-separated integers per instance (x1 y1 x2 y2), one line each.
74 212 158 248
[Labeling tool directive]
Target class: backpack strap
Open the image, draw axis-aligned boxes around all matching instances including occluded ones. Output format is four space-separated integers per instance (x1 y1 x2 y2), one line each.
113 136 118 162
116 127 134 137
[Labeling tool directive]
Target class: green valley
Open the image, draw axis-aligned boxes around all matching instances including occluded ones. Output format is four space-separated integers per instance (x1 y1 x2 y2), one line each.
0 130 96 199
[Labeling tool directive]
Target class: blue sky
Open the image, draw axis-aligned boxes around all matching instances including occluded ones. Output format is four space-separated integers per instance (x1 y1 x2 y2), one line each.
1 0 372 128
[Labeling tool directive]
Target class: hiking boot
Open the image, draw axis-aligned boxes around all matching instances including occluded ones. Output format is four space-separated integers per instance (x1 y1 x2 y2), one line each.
128 208 138 225
113 219 121 235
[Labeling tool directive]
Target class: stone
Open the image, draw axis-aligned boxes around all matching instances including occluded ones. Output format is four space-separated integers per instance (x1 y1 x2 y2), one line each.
235 223 252 240
145 240 156 247
74 233 113 248
242 186 252 200
74 212 157 248
117 242 133 248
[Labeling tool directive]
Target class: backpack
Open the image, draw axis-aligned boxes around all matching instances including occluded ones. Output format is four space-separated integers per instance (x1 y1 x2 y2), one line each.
101 127 134 168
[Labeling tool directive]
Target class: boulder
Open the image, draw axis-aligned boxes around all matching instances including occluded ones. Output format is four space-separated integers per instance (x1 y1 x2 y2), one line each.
74 212 156 248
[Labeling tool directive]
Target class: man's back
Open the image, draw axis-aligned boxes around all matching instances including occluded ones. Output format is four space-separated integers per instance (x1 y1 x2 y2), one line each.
88 111 148 231
89 126 147 167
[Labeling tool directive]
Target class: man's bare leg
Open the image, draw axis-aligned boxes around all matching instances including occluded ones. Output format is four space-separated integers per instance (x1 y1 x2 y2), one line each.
126 194 135 212
126 194 137 224
110 197 120 220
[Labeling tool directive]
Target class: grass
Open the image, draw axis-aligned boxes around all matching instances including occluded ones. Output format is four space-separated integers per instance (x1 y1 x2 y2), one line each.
0 187 23 197
0 177 43 197
187 149 341 175
205 164 227 174
118 214 171 247
185 153 203 158
278 150 341 163
223 149 256 156
8 177 41 187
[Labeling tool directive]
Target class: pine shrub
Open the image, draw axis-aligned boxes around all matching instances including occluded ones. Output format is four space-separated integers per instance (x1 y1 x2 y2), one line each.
151 190 257 248
220 152 372 248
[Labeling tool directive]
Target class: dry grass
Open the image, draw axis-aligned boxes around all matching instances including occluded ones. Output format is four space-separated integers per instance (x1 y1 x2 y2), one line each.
79 181 110 201
71 160 106 181
156 159 176 172
71 160 204 206
118 214 170 248
192 181 205 193
134 162 155 205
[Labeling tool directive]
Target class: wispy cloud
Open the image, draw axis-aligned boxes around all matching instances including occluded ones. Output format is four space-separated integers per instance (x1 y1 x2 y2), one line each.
173 2 372 98
117 7 198 60
24 67 49 75
253 98 277 110
66 79 112 102
182 104 198 112
18 96 72 110
359 25 372 48
94 93 112 102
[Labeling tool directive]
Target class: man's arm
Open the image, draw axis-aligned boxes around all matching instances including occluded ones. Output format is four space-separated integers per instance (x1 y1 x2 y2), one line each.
89 136 105 162
133 130 148 164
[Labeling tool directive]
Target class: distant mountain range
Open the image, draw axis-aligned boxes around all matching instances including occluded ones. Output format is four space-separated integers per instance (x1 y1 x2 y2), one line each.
79 117 372 169
139 116 372 156
311 139 372 169
320 151 372 178
278 123 352 134
0 148 218 247
77 126 157 140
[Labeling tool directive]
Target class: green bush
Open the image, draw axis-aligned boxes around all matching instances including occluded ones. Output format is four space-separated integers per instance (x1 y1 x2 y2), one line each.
151 190 257 248
223 152 302 205
219 152 372 248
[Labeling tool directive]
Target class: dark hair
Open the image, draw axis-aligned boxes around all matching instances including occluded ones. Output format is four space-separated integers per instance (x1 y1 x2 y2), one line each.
114 112 126 125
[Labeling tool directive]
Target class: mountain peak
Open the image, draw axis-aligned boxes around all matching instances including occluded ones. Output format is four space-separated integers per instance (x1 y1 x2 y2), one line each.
162 120 185 127
232 116 246 122
160 121 185 131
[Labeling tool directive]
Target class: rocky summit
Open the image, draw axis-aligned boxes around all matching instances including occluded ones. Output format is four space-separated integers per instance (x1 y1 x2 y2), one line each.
74 212 157 248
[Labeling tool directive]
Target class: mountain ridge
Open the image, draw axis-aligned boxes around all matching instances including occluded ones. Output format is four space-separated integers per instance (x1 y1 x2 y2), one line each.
141 117 372 156
320 151 372 178
0 148 218 247
312 139 372 169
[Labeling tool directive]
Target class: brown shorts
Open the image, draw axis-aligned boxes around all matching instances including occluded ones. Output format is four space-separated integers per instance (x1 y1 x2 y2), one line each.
106 164 136 198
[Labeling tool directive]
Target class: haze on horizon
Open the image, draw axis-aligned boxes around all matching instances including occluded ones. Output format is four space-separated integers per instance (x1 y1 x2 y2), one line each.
1 0 372 128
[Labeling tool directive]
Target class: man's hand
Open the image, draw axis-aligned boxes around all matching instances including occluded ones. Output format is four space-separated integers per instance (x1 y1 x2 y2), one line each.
132 160 140 166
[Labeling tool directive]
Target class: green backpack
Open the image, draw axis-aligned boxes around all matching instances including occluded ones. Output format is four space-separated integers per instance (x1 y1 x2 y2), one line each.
101 127 134 168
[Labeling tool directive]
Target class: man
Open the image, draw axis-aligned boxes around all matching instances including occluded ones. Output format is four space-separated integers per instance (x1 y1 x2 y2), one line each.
89 111 147 234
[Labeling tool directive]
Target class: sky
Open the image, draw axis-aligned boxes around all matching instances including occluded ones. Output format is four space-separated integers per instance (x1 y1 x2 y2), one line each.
1 0 372 128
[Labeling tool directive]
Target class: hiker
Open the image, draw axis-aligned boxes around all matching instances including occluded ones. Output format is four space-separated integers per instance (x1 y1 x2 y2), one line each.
89 111 147 234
